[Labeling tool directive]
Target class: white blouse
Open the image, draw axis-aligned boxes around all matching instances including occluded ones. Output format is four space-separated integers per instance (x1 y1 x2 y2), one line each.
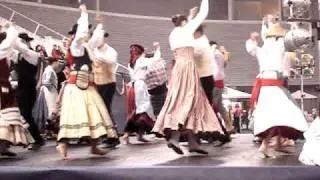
129 48 161 81
212 48 225 81
169 0 208 50
246 37 287 77
70 11 89 57
0 25 39 65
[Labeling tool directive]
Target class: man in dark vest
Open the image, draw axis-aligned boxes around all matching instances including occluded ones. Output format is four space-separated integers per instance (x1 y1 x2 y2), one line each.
15 33 44 150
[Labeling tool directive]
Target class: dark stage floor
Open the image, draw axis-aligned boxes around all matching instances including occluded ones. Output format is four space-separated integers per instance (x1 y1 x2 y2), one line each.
0 134 306 167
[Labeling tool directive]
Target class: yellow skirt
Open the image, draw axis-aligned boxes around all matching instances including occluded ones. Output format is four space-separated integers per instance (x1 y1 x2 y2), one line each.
57 84 117 141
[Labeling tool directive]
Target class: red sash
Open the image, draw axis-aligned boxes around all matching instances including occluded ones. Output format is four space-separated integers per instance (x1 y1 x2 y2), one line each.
250 78 284 109
214 80 224 88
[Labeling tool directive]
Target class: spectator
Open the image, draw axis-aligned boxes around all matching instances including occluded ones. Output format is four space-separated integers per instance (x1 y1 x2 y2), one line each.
232 104 243 133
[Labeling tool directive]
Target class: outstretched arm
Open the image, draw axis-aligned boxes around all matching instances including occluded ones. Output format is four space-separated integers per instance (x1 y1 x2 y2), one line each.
0 23 18 59
185 0 209 32
88 15 105 50
71 4 89 57
14 39 39 66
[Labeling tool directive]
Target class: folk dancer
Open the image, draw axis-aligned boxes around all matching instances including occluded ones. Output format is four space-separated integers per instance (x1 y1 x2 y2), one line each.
91 15 121 148
152 0 223 155
33 57 60 137
123 43 159 144
56 4 117 160
145 43 168 118
210 41 233 134
0 23 39 156
246 20 308 158
14 33 45 150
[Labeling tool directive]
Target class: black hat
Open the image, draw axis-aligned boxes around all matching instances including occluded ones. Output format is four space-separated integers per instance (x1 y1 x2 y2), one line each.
0 32 7 43
18 33 34 42
68 24 93 35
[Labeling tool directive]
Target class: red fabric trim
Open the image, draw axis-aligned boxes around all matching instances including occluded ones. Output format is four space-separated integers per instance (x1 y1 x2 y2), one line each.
214 80 224 88
66 49 74 66
126 85 136 120
68 74 95 86
250 78 284 110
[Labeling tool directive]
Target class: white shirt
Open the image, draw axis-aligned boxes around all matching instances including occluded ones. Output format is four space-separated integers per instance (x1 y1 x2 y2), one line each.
129 48 161 81
212 47 225 81
0 25 39 65
169 0 208 50
70 11 89 57
88 23 118 64
193 35 214 77
246 37 286 77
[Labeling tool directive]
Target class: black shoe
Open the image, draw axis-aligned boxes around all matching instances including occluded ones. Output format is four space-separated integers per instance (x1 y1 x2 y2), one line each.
189 149 208 155
28 142 44 151
1 151 17 157
167 142 184 155
104 139 120 148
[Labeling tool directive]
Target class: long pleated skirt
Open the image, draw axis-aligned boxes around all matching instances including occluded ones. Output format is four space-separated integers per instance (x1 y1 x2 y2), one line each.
57 84 117 141
152 47 222 136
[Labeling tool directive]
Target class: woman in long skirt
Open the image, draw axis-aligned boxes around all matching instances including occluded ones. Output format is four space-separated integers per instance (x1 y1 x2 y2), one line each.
56 4 117 159
0 24 38 156
246 19 308 158
152 0 222 155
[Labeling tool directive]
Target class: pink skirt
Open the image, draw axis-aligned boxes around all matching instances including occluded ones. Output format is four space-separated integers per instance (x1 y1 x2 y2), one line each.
152 47 222 135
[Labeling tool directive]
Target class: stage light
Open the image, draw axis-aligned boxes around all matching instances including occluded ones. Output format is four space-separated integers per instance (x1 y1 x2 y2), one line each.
284 23 313 52
282 0 312 19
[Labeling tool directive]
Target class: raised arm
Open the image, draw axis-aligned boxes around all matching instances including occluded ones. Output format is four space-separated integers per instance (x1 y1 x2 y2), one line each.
70 4 89 57
0 24 18 59
246 32 260 57
88 23 104 50
185 0 209 32
88 15 105 50
260 24 268 42
14 39 40 66
136 43 161 68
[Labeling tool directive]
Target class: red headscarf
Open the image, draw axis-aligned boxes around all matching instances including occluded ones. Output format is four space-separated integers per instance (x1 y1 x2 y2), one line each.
129 44 144 68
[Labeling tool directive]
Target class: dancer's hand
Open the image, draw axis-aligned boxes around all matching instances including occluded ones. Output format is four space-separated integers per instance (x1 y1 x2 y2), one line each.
96 15 104 23
250 32 260 41
153 42 160 49
189 7 198 19
79 4 87 12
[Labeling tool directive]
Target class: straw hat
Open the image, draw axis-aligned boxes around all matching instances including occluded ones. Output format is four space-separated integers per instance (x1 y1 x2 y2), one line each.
266 23 286 37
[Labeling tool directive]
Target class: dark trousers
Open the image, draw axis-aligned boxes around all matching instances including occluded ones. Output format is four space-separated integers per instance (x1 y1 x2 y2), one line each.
148 83 167 117
233 117 241 133
96 83 120 139
16 88 43 144
200 76 214 105
199 75 230 141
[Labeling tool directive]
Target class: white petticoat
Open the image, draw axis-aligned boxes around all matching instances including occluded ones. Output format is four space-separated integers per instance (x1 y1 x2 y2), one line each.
299 118 320 166
253 72 308 136
134 80 155 119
